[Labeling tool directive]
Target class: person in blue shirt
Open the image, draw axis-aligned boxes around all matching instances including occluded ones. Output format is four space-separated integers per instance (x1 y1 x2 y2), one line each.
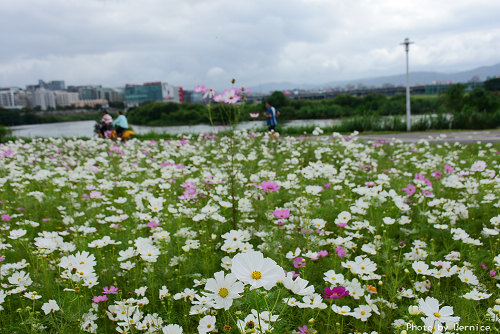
112 110 129 138
265 101 279 132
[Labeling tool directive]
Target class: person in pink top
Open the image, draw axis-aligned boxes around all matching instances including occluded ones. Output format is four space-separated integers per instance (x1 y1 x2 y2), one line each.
98 110 113 137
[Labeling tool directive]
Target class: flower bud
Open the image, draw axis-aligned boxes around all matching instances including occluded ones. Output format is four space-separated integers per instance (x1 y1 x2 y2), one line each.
408 305 420 315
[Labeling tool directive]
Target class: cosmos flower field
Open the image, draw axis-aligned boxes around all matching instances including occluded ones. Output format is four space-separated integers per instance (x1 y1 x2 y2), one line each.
0 131 499 333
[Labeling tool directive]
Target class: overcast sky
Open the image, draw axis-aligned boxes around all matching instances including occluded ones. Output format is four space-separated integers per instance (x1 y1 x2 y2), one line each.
1 0 500 92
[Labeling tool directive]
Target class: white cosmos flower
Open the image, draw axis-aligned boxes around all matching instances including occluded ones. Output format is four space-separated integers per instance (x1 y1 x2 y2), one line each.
197 315 216 334
231 251 284 290
417 296 460 325
162 324 183 334
382 217 395 225
204 271 244 310
461 288 492 300
8 229 27 240
282 272 315 296
41 299 60 314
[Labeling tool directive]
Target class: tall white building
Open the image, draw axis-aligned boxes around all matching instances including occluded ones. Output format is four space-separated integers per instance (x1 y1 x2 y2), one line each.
33 88 57 110
0 88 22 109
54 91 80 107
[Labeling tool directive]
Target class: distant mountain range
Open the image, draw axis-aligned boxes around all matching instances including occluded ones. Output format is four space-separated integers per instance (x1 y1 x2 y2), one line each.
254 63 500 93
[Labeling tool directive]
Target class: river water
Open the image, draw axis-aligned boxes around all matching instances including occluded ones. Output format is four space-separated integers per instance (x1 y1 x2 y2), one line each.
9 119 338 138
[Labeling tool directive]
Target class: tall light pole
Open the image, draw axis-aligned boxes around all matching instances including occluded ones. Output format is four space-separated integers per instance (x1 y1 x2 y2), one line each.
401 38 414 131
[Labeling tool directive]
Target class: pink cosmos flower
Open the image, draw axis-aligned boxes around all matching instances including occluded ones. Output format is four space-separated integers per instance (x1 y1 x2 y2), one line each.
103 286 119 294
402 184 416 196
423 178 432 187
92 295 108 303
323 286 349 299
194 84 206 93
222 88 241 104
293 257 306 268
298 325 317 334
335 246 346 258
179 181 197 200
444 164 454 174
324 183 331 189
0 256 5 262
317 250 328 258
258 180 280 193
203 88 216 99
1 214 11 221
431 171 442 180
213 94 224 102
414 173 425 181
273 209 291 219
490 270 497 277
89 191 102 199
421 190 433 197
147 220 160 229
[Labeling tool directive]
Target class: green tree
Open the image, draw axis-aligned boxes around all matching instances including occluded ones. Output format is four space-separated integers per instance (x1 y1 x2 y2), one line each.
483 78 500 91
332 94 361 109
265 91 288 109
466 88 500 113
441 84 466 113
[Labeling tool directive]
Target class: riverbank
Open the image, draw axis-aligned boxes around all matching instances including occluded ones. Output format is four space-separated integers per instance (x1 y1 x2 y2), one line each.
4 119 500 145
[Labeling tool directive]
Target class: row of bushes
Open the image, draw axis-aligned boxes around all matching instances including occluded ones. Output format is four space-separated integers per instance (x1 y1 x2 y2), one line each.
276 110 500 134
126 93 443 126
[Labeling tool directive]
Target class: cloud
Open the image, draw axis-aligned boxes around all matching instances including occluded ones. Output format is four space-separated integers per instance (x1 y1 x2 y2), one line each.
1 0 500 91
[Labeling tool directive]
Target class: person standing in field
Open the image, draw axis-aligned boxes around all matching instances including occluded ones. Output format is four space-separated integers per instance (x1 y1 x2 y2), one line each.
112 110 129 138
265 101 279 135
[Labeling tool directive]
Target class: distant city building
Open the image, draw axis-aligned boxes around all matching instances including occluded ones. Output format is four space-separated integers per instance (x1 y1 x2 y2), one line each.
98 87 124 103
183 90 204 104
32 88 57 110
78 86 101 101
71 99 108 108
54 91 80 107
124 81 184 107
0 87 23 109
26 79 66 91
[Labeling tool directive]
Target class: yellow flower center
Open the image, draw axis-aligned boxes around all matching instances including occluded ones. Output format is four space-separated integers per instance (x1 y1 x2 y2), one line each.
218 288 229 298
433 312 441 318
251 271 262 280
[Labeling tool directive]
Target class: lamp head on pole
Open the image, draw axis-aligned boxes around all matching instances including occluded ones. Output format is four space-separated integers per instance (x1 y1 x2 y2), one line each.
400 37 414 52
